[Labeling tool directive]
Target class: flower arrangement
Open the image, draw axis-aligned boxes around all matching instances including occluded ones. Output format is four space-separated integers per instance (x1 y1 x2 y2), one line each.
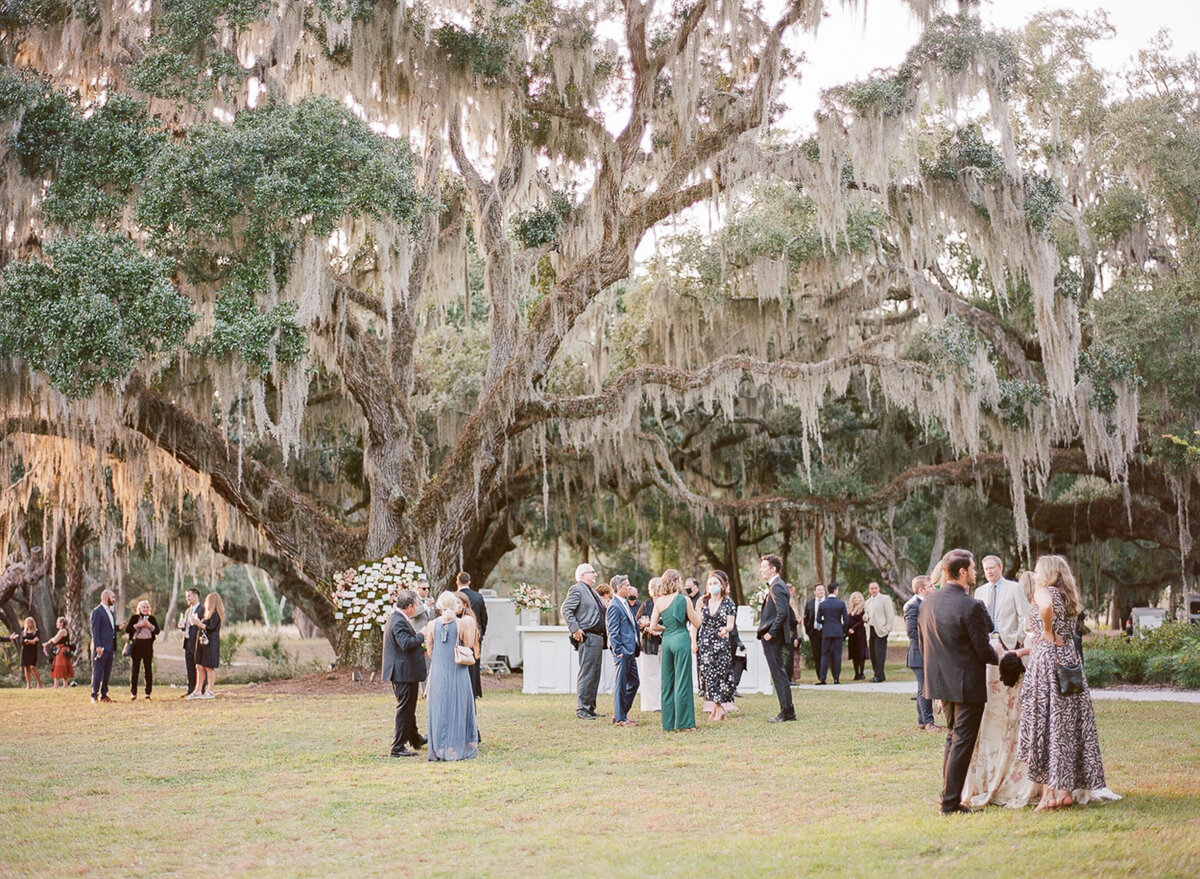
332 555 425 638
511 582 553 614
749 585 770 618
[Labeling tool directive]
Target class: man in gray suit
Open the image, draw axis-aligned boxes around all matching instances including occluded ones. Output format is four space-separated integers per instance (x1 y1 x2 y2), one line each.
977 555 1030 651
561 562 607 720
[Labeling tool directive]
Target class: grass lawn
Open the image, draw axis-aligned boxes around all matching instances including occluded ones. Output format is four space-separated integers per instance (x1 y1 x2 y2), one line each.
1 676 1198 878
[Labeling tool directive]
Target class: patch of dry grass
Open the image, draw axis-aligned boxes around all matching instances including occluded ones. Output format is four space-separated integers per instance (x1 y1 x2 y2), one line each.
1 681 1197 877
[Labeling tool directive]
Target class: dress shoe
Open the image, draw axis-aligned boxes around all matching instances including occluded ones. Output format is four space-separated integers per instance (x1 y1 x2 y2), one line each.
869 677 882 683
768 713 797 723
130 695 137 701
577 711 599 720
941 805 972 815
144 695 151 701
91 696 98 704
833 680 840 684
854 673 865 681
411 735 428 748
815 681 827 686
924 723 944 733
99 695 113 703
391 748 419 758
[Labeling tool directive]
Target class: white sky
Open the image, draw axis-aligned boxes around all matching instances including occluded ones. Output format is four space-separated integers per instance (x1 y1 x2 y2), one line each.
785 0 1200 131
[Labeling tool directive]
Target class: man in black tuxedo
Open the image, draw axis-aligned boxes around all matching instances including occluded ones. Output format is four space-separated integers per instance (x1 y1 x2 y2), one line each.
382 589 428 757
756 554 796 723
917 549 998 814
455 571 488 698
803 583 826 681
816 581 849 685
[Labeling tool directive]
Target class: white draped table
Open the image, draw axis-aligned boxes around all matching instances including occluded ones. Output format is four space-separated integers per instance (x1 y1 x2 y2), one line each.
518 621 775 696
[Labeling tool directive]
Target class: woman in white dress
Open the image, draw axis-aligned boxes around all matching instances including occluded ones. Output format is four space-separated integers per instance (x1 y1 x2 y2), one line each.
637 577 662 712
962 571 1038 809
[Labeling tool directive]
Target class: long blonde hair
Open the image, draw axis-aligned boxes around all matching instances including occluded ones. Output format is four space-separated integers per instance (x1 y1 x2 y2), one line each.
659 569 682 596
929 561 947 590
1018 571 1036 602
203 592 225 620
647 577 662 598
1034 555 1081 618
848 592 865 615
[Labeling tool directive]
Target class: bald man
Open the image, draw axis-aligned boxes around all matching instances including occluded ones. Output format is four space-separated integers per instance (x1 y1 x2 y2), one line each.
561 562 607 719
90 589 118 703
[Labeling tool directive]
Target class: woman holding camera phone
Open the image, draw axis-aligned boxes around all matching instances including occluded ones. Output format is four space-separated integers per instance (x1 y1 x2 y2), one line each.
125 600 161 700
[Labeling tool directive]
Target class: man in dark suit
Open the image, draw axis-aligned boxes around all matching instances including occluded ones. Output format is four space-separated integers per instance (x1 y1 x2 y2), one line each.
756 554 796 722
561 562 607 720
382 589 428 757
803 583 826 681
917 549 999 814
904 575 937 731
90 589 118 703
605 575 641 726
455 572 488 698
816 581 849 684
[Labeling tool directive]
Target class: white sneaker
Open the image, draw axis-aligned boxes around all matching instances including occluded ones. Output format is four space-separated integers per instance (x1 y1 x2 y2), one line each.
202 691 216 699
185 693 199 700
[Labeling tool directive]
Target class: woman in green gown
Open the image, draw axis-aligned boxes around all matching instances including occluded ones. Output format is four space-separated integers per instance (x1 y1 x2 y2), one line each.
648 569 703 731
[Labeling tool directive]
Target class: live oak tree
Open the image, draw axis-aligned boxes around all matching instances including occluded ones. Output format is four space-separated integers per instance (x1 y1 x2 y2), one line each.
0 1 1186 659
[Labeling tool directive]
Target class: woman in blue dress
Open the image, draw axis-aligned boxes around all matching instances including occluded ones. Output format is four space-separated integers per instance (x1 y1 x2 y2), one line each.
424 591 479 761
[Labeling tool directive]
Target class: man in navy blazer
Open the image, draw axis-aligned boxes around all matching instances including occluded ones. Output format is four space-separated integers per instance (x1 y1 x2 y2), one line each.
382 590 428 757
90 589 118 703
605 575 641 726
904 575 936 731
816 581 849 684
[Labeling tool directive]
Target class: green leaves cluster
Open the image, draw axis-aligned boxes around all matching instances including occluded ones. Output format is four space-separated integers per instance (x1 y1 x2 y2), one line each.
513 192 572 249
0 232 194 397
138 96 421 370
826 12 1018 117
128 0 270 101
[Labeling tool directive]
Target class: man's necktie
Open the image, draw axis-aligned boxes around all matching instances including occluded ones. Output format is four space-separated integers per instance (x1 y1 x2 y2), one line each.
988 584 998 633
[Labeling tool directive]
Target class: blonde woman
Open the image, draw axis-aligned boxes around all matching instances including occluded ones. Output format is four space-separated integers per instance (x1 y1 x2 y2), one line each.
425 591 479 761
845 591 869 681
124 600 160 700
16 617 42 688
637 577 663 712
648 569 702 731
1014 556 1118 811
191 592 224 700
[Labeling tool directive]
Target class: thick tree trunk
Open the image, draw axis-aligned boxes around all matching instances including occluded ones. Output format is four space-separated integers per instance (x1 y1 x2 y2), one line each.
65 524 89 672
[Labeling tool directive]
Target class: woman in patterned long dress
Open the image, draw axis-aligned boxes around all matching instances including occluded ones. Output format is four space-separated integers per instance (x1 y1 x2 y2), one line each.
1015 555 1119 811
648 569 701 732
697 570 737 722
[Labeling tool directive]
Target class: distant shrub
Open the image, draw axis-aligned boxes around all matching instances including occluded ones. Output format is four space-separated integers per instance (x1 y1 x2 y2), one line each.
1084 650 1119 689
1143 653 1179 685
220 629 247 666
1171 648 1200 690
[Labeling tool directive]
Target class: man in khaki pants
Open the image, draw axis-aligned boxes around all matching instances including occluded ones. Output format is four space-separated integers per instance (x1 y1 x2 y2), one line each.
864 581 896 682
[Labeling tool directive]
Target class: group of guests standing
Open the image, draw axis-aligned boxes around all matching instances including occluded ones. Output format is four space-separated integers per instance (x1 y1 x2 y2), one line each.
85 587 224 702
563 562 749 731
381 573 487 761
7 615 75 688
915 549 1118 814
8 587 224 701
